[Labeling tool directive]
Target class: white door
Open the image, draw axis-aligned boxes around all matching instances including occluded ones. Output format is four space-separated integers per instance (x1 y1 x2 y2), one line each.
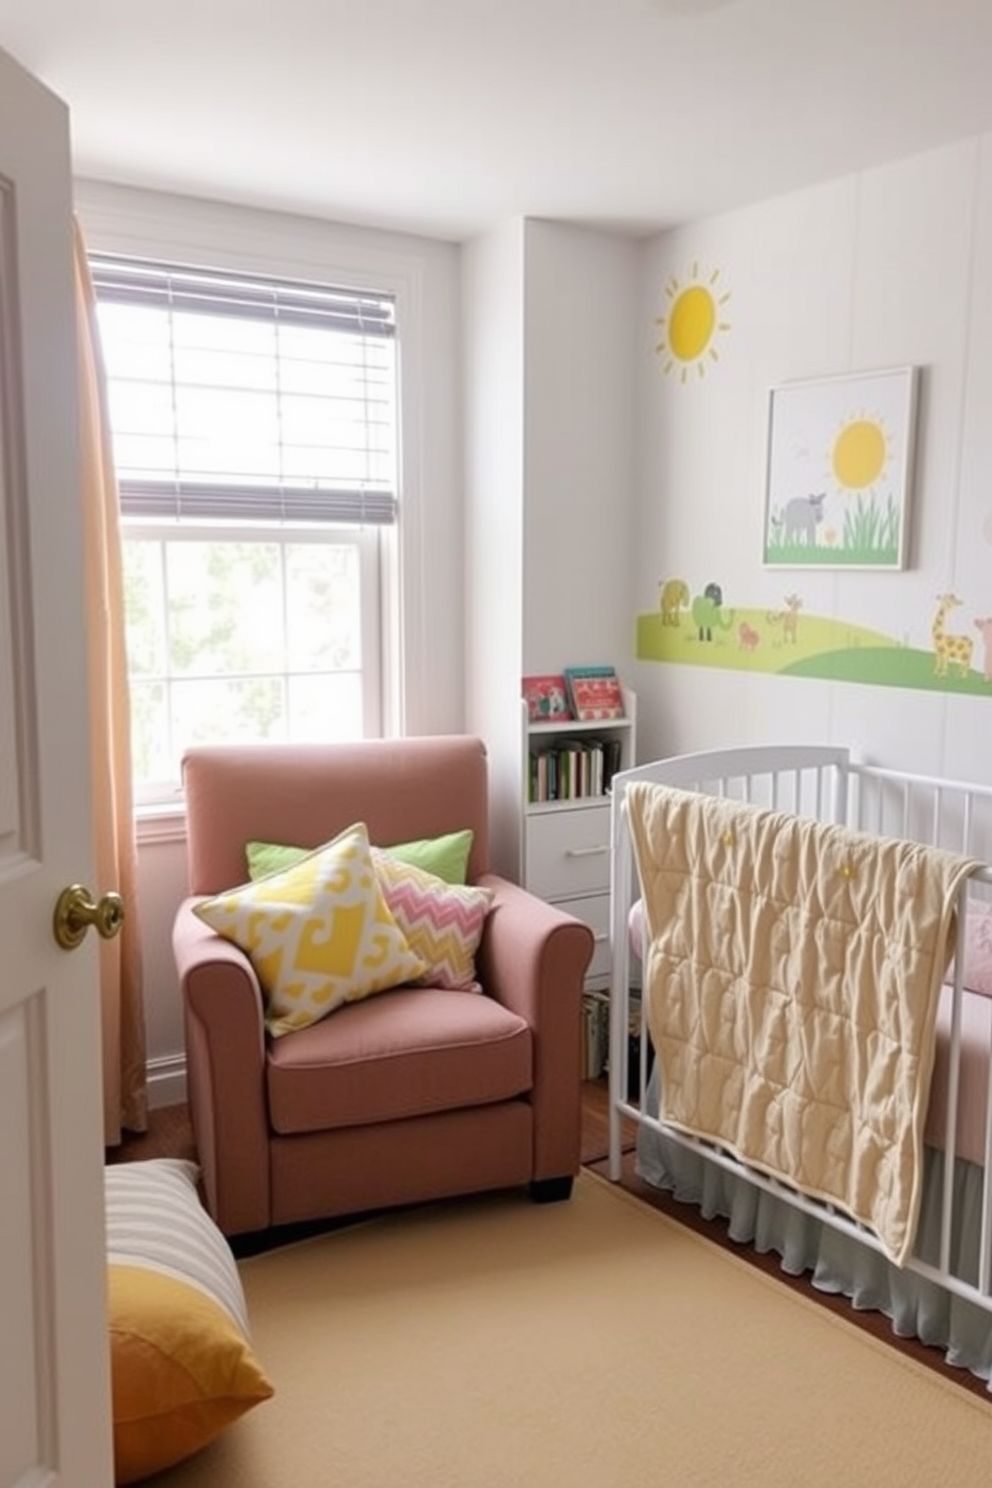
0 48 114 1488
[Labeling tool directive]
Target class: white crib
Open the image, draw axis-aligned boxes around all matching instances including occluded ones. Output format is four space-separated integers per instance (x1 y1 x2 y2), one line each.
608 744 992 1383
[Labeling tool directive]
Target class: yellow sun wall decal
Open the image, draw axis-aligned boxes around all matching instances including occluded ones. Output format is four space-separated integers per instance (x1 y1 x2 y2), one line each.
655 263 731 382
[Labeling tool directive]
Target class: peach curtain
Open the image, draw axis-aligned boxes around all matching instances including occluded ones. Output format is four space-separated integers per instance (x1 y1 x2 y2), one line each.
72 216 147 1144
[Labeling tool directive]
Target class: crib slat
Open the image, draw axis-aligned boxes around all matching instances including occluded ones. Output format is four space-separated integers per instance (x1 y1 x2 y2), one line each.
939 905 966 1277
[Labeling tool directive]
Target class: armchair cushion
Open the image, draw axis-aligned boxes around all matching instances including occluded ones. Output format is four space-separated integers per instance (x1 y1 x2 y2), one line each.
266 985 532 1132
193 823 426 1037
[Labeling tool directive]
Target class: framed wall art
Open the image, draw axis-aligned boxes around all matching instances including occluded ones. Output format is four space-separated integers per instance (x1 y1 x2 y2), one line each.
762 365 919 570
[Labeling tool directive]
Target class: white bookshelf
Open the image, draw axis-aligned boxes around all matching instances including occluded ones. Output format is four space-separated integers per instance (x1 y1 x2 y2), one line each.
521 685 636 990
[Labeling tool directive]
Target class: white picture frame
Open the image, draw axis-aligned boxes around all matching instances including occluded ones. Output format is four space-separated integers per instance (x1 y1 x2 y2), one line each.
762 366 919 571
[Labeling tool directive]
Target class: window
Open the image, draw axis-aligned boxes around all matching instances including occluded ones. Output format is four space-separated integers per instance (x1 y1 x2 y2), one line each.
91 255 398 804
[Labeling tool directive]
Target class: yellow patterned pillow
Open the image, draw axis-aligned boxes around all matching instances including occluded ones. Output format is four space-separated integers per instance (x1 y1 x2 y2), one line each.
193 824 427 1037
370 848 494 990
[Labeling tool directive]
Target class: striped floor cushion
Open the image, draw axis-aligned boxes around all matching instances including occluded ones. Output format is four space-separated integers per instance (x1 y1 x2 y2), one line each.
106 1158 273 1484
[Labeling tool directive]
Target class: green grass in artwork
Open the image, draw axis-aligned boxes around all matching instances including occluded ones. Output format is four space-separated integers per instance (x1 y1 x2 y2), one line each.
764 493 900 568
841 493 900 564
763 545 901 568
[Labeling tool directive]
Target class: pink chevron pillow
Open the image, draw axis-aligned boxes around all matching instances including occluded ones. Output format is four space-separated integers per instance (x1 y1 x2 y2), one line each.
370 848 494 991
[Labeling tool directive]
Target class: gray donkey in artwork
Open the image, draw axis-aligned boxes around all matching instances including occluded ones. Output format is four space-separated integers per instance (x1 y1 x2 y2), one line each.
783 492 826 545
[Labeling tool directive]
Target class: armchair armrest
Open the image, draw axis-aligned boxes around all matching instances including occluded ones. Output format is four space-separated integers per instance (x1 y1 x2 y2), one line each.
474 873 594 1183
173 898 272 1234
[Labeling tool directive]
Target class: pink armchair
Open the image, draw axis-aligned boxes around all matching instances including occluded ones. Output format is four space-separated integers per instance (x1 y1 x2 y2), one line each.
173 735 594 1236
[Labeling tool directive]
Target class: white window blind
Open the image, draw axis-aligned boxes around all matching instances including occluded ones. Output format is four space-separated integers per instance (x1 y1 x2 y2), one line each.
90 254 398 526
90 252 393 799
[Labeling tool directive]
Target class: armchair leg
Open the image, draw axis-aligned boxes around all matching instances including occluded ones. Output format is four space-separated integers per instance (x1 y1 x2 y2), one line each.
529 1175 574 1204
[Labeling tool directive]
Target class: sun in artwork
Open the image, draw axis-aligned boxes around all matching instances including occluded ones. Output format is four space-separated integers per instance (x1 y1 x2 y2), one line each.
831 412 890 496
654 263 731 383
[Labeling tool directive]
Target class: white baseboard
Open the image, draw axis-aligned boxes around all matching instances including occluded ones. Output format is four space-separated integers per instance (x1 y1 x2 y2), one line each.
146 1053 187 1111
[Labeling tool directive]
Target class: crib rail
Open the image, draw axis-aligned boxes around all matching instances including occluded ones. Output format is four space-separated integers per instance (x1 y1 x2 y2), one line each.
608 744 992 1318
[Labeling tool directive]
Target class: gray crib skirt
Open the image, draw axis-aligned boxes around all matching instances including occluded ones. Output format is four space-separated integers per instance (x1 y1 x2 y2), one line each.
635 1066 992 1388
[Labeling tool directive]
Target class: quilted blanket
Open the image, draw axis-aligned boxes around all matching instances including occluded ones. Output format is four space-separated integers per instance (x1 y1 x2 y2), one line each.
627 782 978 1266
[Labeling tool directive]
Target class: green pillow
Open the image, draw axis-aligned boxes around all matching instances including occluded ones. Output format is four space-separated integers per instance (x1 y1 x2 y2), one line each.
385 829 474 884
245 840 310 880
245 828 474 885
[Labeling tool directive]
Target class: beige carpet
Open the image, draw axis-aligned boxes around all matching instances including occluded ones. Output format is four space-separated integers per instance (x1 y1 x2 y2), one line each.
157 1171 992 1487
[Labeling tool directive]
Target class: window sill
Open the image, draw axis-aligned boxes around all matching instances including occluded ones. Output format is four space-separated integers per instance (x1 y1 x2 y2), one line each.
135 802 188 846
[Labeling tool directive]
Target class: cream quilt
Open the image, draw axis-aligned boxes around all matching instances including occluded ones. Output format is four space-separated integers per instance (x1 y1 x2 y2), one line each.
627 781 978 1266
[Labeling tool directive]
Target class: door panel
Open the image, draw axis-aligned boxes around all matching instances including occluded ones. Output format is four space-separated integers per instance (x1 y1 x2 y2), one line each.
0 49 113 1488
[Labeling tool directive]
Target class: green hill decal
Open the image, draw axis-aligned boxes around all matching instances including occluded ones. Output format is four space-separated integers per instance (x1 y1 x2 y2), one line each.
636 606 990 697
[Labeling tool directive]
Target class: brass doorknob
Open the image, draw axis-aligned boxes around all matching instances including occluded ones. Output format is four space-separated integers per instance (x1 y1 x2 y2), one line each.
53 884 125 950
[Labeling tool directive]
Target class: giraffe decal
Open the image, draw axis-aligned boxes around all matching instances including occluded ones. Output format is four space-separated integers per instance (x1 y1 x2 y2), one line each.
931 593 975 678
975 617 992 683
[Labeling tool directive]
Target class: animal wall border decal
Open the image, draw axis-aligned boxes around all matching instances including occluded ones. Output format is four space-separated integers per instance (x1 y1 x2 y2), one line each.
641 581 992 696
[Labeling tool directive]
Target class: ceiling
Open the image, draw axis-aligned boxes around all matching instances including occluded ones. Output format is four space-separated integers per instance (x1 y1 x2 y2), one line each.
2 0 992 242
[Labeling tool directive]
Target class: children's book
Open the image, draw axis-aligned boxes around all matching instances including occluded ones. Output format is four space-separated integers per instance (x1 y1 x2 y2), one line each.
521 674 573 722
563 665 625 721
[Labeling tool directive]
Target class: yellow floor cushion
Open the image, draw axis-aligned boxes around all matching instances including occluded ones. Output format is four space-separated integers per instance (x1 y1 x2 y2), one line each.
105 1157 274 1484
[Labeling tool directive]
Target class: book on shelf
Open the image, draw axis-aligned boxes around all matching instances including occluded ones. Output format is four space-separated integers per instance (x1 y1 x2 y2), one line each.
581 990 610 1080
563 665 625 722
528 736 623 803
521 673 573 723
582 989 649 1091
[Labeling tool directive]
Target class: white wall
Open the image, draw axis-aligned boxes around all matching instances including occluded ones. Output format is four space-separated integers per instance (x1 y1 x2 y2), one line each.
131 824 189 1105
520 220 639 676
463 218 640 880
630 132 992 786
462 220 527 880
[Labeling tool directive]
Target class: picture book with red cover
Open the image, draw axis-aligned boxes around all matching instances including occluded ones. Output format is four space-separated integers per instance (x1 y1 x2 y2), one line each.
522 674 573 722
564 665 625 721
